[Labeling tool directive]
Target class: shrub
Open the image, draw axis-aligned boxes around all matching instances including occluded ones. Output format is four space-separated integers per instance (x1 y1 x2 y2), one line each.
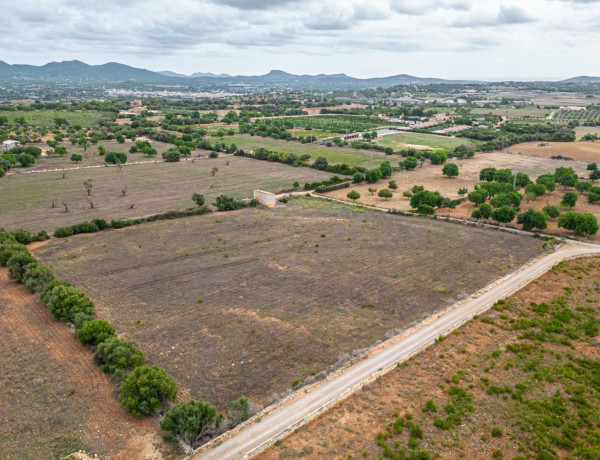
315 185 327 193
430 151 447 164
472 203 492 219
0 242 28 266
208 151 219 158
364 168 383 183
119 365 178 416
44 284 95 322
558 212 599 235
94 337 146 380
7 251 36 282
76 319 116 345
491 427 503 437
73 312 95 330
416 204 435 215
160 399 223 447
312 157 328 171
347 190 360 201
22 263 54 294
17 153 36 167
400 157 418 170
468 189 488 206
92 218 109 230
561 192 578 209
192 193 205 207
70 153 83 163
379 161 393 178
536 173 556 192
378 189 393 200
215 195 245 211
353 173 365 183
54 226 74 238
525 183 546 199
0 167 5 177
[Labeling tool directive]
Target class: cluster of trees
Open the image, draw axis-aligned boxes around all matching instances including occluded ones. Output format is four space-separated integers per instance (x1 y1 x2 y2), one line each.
459 122 576 150
406 185 460 215
0 145 43 172
129 140 158 157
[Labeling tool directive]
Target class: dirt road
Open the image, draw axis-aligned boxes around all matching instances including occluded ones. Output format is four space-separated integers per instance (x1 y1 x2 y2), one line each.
193 240 600 460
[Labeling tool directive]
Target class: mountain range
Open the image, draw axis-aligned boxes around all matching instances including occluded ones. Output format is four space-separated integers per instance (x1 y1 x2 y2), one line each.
0 60 598 90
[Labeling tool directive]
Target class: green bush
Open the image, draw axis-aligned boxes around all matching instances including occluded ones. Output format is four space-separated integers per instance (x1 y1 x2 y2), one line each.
160 399 223 447
215 195 246 211
54 226 74 238
543 205 561 219
6 251 36 282
119 365 177 416
22 263 55 294
94 337 146 381
91 218 109 230
105 151 127 164
44 284 94 322
0 242 28 266
76 319 116 345
73 312 95 330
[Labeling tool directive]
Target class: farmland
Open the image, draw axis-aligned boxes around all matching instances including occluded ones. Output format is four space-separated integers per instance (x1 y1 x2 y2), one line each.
0 156 333 232
373 131 479 152
0 270 164 460
273 115 399 133
0 109 114 128
33 197 543 409
326 152 589 209
261 256 600 460
219 134 387 167
554 107 600 123
502 141 600 162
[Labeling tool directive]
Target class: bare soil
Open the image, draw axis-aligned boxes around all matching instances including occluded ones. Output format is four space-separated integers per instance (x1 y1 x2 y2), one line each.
0 270 169 460
502 141 600 163
33 197 543 410
259 256 600 460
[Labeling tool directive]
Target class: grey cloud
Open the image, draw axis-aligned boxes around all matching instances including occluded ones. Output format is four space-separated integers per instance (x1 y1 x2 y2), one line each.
390 0 470 15
452 6 535 28
212 0 302 10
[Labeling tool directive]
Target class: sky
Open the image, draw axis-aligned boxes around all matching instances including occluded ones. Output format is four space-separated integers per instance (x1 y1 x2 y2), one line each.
1 0 599 80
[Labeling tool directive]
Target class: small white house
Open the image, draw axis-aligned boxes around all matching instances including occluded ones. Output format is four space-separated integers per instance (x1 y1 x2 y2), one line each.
2 140 19 153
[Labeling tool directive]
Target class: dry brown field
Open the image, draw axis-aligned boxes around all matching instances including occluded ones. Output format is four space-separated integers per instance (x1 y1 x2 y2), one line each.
0 269 168 460
33 198 543 409
260 256 600 460
502 141 600 163
0 156 333 232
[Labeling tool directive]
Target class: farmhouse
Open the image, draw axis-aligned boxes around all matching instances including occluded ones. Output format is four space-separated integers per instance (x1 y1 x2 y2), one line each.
2 140 19 152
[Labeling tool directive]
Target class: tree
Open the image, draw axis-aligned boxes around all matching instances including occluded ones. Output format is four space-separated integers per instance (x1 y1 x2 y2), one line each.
313 157 328 171
388 180 398 191
494 169 513 183
429 151 447 164
364 168 383 183
490 191 521 209
76 319 116 345
468 189 488 206
442 163 459 178
543 205 561 219
83 179 93 196
378 189 393 200
162 149 181 162
491 206 516 223
22 263 54 294
554 167 578 188
368 187 377 195
561 192 578 209
587 163 598 171
17 153 35 167
208 151 219 158
400 157 418 170
525 183 546 200
215 195 243 211
160 399 223 448
94 337 146 381
480 167 497 182
410 190 441 209
353 173 365 183
192 193 205 207
591 169 600 181
379 161 393 178
536 173 556 192
98 145 106 156
119 365 178 416
517 209 547 231
515 172 531 188
458 188 468 197
105 152 127 164
472 203 492 219
558 212 599 235
70 153 83 163
347 190 360 201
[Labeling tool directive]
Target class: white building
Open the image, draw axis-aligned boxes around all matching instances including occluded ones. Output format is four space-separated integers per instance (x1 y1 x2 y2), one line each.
2 140 19 152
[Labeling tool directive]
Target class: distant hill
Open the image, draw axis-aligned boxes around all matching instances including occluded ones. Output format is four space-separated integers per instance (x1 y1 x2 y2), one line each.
0 60 494 91
560 76 600 83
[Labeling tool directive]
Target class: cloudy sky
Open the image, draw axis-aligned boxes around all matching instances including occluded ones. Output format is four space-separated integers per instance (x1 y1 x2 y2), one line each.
1 0 599 80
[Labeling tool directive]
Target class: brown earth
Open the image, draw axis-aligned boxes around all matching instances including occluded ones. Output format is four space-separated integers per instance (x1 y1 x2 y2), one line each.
33 197 543 410
0 269 169 460
259 256 600 460
502 141 600 163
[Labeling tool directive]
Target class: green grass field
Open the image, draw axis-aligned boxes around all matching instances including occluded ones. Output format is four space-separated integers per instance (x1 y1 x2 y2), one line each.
472 107 551 118
374 132 478 151
220 134 387 167
0 110 114 128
